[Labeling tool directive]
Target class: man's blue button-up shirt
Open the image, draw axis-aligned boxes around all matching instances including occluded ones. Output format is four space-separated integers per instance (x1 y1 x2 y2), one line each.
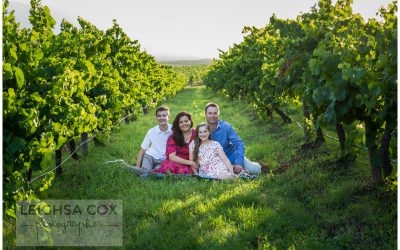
210 120 245 166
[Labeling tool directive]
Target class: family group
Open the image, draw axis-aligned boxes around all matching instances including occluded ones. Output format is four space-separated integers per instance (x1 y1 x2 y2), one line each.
130 103 262 180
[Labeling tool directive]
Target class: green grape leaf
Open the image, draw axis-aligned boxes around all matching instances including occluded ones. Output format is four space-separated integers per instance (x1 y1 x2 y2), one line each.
309 58 320 75
44 6 56 28
7 88 16 99
313 46 329 59
6 136 27 155
9 44 18 64
85 60 96 75
322 101 336 125
40 151 54 169
13 67 25 89
34 49 44 61
313 86 332 105
6 207 16 219
369 85 381 97
57 136 67 149
331 83 348 101
3 63 14 80
31 92 45 104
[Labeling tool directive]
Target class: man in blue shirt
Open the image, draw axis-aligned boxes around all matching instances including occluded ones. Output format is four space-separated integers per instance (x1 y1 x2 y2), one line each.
205 102 262 175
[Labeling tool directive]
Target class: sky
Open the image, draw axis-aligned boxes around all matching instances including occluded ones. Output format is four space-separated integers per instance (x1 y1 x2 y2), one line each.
8 0 394 59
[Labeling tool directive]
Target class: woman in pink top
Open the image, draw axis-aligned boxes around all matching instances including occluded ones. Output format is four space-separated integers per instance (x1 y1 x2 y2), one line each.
153 112 196 174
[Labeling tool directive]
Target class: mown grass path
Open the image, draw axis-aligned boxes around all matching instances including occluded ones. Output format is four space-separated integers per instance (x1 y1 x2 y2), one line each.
8 86 395 249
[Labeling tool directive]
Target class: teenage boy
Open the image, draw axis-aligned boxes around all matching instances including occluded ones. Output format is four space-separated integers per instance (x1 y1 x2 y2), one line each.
204 102 262 175
130 106 172 174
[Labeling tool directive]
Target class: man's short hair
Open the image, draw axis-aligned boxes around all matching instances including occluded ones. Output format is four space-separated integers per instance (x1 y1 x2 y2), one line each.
204 102 219 114
155 106 170 116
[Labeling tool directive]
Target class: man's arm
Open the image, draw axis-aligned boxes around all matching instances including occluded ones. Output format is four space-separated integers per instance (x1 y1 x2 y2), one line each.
136 148 146 167
228 125 245 166
137 129 152 167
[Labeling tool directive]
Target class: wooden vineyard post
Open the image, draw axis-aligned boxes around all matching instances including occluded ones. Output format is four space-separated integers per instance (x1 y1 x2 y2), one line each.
81 132 89 156
55 149 63 176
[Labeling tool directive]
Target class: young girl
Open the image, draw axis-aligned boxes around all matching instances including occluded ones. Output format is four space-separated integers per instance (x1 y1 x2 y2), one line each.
189 123 236 179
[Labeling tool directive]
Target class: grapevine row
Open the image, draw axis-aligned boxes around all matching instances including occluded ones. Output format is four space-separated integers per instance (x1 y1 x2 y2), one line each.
204 0 397 183
3 0 186 217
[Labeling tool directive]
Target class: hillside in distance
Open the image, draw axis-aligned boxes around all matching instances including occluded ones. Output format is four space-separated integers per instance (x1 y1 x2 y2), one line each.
157 58 214 66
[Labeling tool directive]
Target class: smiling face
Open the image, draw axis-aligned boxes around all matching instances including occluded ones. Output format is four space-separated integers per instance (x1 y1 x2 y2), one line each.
205 106 219 125
156 110 169 126
198 125 211 142
178 115 192 132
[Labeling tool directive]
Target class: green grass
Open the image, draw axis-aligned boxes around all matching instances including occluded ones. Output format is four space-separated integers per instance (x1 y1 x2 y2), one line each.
3 86 397 249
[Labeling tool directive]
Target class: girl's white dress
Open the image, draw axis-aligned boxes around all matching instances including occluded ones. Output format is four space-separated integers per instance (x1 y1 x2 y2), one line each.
189 140 231 177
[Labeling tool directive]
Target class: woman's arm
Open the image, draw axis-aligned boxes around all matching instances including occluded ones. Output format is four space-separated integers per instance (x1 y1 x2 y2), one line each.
189 149 198 174
169 152 195 167
166 135 194 167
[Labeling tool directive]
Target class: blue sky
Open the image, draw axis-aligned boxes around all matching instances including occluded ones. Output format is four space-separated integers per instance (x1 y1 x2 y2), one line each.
9 0 394 59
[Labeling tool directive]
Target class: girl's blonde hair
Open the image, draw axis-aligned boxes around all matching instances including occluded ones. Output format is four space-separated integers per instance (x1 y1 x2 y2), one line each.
193 122 212 164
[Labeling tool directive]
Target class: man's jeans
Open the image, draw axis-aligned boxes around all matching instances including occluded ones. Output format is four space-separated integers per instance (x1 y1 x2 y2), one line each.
227 152 262 175
131 154 163 174
243 157 262 175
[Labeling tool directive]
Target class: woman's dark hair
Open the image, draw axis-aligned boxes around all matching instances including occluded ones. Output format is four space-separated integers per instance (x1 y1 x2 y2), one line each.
172 112 193 147
193 122 211 164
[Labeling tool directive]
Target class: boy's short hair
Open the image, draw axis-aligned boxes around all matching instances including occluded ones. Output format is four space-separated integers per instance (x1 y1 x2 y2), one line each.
204 102 219 114
155 106 170 116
